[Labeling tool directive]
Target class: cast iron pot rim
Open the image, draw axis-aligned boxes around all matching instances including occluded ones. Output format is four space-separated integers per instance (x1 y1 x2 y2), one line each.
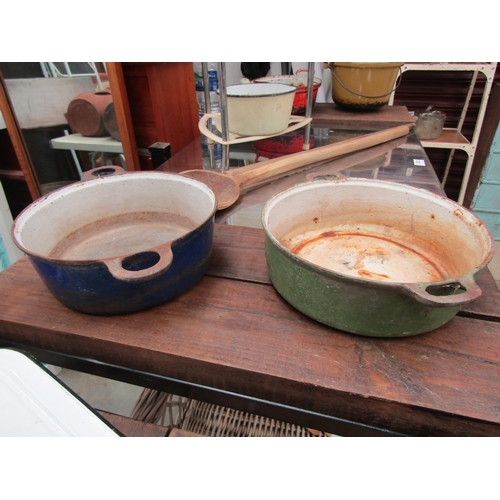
12 171 218 266
261 178 495 305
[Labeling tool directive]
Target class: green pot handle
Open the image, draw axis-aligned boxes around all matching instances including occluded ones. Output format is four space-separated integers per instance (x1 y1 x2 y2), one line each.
402 275 482 307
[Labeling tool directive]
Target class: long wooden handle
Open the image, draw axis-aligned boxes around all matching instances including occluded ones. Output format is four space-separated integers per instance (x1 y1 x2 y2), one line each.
228 124 411 190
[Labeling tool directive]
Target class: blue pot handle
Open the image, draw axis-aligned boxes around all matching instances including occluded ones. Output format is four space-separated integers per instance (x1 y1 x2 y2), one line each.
102 242 174 282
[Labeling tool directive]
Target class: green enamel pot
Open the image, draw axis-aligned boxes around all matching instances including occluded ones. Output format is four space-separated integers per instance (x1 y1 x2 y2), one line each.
262 179 494 338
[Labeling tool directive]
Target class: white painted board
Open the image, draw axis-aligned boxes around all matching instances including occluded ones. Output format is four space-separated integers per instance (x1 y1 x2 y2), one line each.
5 76 96 129
0 349 120 437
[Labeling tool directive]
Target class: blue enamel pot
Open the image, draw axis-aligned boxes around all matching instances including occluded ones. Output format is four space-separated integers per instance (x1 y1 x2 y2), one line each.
12 167 217 315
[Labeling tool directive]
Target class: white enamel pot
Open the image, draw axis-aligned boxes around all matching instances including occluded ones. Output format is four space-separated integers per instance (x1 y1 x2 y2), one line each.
225 83 296 136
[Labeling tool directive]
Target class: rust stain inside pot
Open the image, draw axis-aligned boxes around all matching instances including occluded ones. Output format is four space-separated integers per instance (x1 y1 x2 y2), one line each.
287 229 446 283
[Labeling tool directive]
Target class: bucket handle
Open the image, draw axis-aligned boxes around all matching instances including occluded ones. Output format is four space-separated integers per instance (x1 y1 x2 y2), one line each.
330 64 403 99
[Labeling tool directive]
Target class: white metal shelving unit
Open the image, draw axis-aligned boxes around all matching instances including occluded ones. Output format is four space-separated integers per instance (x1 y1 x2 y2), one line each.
389 62 497 204
40 62 107 91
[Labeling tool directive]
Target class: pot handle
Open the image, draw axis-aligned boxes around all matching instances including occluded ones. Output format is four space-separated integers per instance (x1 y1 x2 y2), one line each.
82 165 125 182
102 242 173 282
295 68 322 84
402 275 483 307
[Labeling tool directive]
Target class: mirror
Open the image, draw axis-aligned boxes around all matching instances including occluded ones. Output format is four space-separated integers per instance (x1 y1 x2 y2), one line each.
0 62 122 218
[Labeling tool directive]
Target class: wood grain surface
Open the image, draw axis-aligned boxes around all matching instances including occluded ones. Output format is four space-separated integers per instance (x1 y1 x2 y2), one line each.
1 224 499 436
311 103 416 129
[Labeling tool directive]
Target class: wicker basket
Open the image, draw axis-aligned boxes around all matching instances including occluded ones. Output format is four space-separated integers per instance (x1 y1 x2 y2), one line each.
131 389 332 437
130 389 190 428
180 399 331 437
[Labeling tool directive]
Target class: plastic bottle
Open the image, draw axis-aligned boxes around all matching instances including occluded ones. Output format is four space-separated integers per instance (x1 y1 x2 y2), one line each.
193 62 220 118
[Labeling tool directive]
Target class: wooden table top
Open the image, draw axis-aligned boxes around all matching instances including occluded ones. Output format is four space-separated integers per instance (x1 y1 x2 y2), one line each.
1 223 500 436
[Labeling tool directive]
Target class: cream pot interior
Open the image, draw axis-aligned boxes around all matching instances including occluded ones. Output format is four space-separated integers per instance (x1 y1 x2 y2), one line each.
13 172 217 260
263 179 493 284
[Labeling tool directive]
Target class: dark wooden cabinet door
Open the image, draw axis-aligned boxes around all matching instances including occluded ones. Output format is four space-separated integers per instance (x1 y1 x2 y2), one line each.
121 62 200 170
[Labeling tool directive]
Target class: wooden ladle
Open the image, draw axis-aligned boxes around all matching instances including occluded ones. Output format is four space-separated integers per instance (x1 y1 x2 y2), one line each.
181 124 411 210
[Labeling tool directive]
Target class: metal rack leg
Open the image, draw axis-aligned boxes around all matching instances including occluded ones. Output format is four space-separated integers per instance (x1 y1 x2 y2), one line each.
303 62 315 151
218 62 230 172
457 152 475 205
